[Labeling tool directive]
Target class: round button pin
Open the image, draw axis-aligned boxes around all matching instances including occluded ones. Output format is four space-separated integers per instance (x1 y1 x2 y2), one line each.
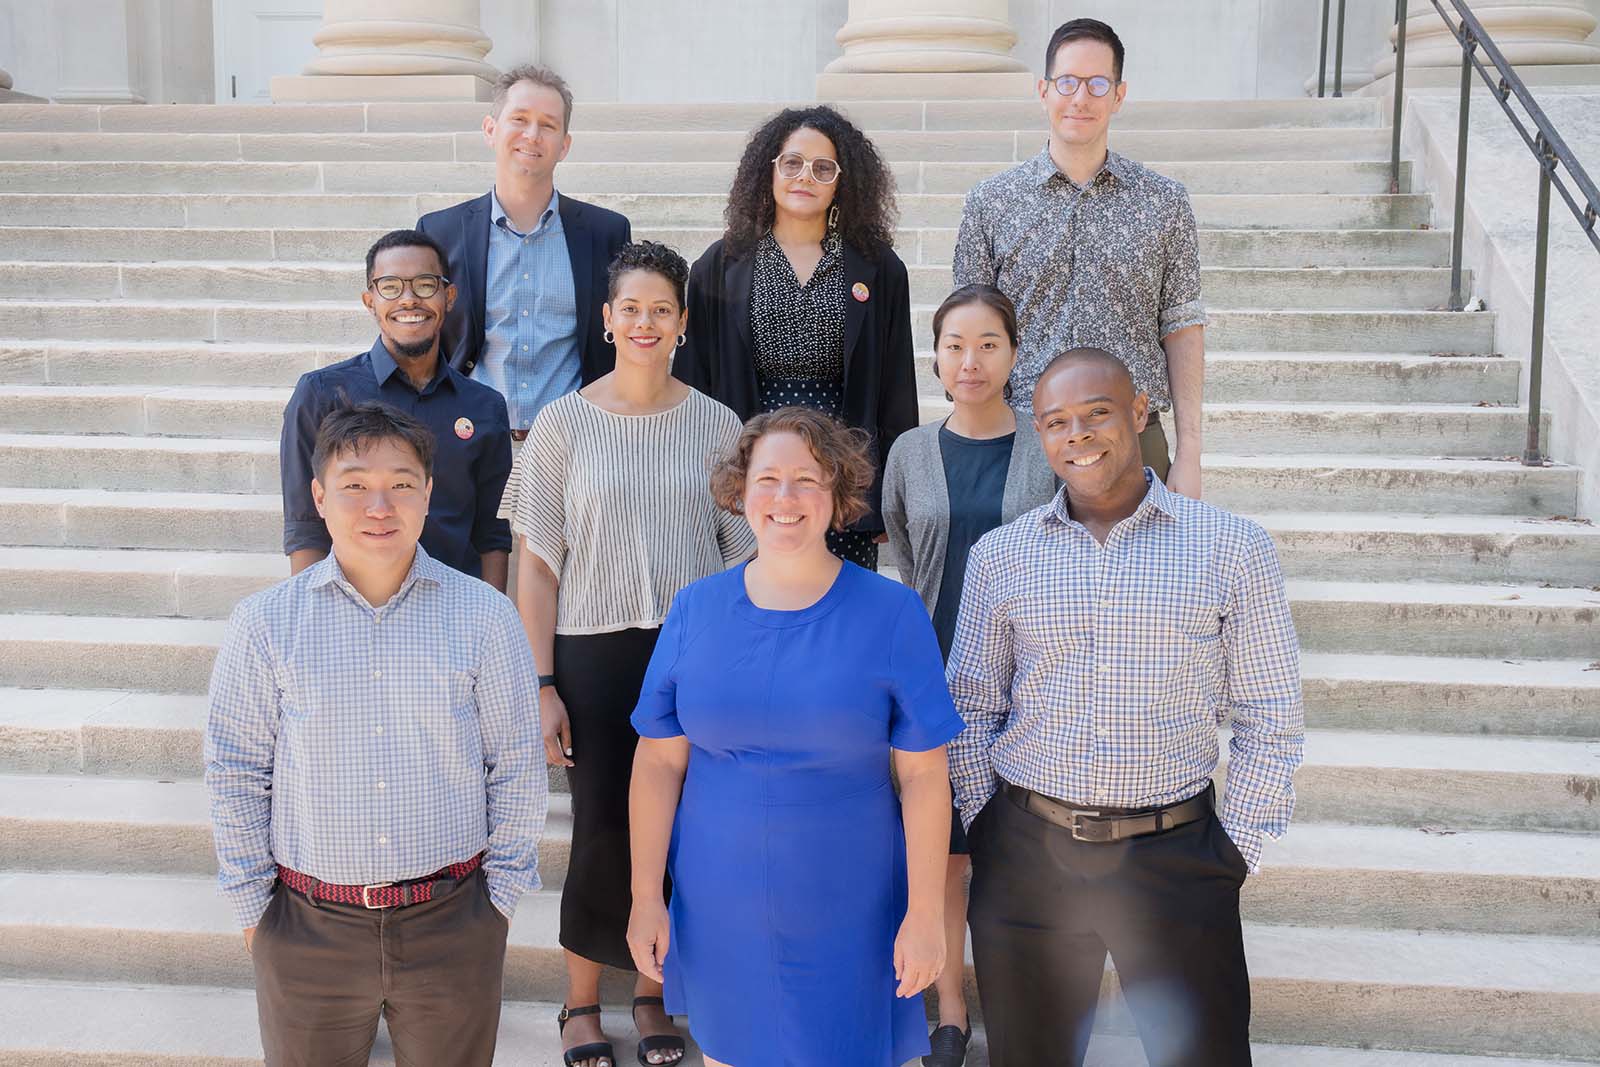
852 282 870 302
454 417 474 440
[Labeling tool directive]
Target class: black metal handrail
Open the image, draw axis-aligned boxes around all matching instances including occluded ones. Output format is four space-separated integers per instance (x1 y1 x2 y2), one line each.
1367 0 1600 466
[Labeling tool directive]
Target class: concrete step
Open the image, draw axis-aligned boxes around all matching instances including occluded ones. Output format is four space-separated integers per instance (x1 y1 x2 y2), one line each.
0 871 1595 1058
1202 455 1580 516
1300 653 1600 738
0 148 1416 197
1283 730 1600 832
0 547 285 619
0 435 276 493
0 262 1467 312
0 97 1388 136
0 488 283 552
0 385 290 439
0 225 1456 270
0 191 1438 232
5 771 1593 938
1287 580 1600 659
0 614 225 692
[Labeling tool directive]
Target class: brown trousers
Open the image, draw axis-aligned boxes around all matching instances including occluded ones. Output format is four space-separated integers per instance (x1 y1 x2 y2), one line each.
251 869 509 1067
1141 410 1172 482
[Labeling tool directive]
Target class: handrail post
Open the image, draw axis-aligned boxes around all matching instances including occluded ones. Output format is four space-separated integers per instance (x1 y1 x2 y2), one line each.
1390 0 1409 194
1448 27 1475 311
1333 0 1349 97
1318 0 1332 97
1524 140 1553 466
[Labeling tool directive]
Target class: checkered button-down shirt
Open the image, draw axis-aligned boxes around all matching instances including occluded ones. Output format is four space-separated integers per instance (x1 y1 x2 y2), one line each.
204 547 547 928
953 148 1207 416
946 474 1303 871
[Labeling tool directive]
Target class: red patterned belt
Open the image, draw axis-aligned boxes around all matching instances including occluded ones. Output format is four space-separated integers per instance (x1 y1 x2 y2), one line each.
276 852 484 910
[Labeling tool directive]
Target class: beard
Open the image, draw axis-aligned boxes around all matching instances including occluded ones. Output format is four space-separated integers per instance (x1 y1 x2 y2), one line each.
389 335 436 361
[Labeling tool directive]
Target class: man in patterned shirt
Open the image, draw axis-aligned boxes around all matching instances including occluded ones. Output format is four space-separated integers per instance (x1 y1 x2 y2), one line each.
947 349 1303 1066
206 402 546 1066
953 18 1208 499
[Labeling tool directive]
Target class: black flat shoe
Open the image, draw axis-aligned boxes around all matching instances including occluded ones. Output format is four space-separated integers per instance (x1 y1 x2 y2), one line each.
557 1004 615 1067
631 995 686 1065
923 1023 971 1067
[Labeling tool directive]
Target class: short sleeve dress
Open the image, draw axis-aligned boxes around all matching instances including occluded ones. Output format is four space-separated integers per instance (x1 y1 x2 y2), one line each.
631 561 965 1067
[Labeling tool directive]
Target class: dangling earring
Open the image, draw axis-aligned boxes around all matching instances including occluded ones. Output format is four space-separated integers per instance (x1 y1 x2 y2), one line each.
603 329 615 344
826 204 839 231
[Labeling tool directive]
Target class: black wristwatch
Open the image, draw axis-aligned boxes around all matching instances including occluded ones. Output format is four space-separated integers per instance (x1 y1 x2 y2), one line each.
538 674 557 690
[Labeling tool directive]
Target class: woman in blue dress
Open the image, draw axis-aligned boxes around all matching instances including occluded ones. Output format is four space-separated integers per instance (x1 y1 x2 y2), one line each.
627 406 965 1067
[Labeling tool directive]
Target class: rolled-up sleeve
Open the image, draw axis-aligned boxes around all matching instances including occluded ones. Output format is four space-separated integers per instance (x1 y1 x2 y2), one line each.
280 374 331 556
1158 191 1207 339
477 596 547 918
944 542 1014 830
952 186 997 288
1218 524 1304 872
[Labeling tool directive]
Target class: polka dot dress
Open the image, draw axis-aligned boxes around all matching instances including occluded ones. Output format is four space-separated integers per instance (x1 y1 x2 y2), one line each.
749 230 877 570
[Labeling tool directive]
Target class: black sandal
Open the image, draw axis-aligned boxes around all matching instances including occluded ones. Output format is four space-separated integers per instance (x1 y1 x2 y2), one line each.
631 995 686 1065
557 1004 614 1067
923 1023 971 1067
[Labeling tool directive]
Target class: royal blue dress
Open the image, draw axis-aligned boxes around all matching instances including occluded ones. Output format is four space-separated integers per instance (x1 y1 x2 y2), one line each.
631 562 965 1067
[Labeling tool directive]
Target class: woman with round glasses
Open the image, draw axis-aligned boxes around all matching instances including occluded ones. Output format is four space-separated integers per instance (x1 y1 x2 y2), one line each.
513 241 755 1067
675 105 918 571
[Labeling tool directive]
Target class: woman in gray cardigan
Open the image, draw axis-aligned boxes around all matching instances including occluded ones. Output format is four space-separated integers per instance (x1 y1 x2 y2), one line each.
881 284 1057 1067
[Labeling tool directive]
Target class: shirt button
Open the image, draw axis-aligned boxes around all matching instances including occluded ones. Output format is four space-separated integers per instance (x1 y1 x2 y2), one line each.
523 273 530 280
521 309 529 317
378 836 388 845
520 382 529 390
376 781 386 791
372 669 382 679
1095 792 1108 803
522 344 530 352
374 726 383 735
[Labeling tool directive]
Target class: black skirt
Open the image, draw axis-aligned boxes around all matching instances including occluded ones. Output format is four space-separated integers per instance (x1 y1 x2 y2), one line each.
552 626 663 971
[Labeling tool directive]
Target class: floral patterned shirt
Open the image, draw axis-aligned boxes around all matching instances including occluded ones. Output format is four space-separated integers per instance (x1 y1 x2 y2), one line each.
953 147 1207 415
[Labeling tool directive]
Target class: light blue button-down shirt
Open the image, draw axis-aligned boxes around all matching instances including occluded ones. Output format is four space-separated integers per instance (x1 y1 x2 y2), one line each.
204 546 547 927
946 473 1304 872
477 187 581 430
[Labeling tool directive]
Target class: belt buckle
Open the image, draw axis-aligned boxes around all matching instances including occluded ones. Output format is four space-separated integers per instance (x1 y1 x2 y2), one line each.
1068 810 1103 842
361 882 395 909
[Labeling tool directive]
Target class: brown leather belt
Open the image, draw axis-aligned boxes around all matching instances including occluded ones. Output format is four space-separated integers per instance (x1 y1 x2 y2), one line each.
276 852 483 910
1003 781 1212 843
510 428 530 442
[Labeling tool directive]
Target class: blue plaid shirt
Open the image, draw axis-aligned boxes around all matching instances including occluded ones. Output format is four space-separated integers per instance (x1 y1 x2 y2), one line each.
946 472 1303 871
204 546 547 928
476 187 581 430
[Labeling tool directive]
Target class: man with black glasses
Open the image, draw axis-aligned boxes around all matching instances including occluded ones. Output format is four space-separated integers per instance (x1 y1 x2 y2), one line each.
954 18 1208 499
279 229 514 589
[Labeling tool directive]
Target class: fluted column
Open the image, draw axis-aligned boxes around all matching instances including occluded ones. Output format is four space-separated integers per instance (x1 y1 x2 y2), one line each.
818 0 1031 99
1374 0 1600 79
272 0 499 102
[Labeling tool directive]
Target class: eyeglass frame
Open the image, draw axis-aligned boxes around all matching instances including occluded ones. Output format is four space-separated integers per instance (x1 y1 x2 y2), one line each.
771 152 843 185
367 274 452 300
1046 73 1120 99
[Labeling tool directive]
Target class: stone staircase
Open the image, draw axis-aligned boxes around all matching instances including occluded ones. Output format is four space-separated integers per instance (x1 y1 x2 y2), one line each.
0 95 1597 1065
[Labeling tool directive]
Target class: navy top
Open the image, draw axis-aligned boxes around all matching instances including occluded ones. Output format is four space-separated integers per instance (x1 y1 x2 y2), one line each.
279 338 514 578
931 427 1013 659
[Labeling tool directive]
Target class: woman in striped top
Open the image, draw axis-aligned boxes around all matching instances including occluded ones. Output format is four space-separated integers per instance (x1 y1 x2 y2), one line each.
513 241 753 1067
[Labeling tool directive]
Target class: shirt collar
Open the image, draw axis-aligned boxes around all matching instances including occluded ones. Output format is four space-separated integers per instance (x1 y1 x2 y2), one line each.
307 544 447 604
491 186 561 238
1045 467 1177 531
367 337 455 395
1028 145 1136 189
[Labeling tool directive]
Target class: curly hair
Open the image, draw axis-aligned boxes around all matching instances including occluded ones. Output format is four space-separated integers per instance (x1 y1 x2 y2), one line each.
606 240 690 308
711 407 875 531
721 106 898 260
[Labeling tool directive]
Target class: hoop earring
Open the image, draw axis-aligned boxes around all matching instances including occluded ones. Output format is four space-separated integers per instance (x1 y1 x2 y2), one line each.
1003 380 1014 401
676 334 687 348
603 329 615 344
826 204 839 231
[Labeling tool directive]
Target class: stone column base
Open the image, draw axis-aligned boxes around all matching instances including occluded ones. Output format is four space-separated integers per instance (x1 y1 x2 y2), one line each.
1359 63 1600 96
271 73 494 102
816 70 1034 100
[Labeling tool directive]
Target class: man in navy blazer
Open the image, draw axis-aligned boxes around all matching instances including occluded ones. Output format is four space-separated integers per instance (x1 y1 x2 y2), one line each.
417 64 631 437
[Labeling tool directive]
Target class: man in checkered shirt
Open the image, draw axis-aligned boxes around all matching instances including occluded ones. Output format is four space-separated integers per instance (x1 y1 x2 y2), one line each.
206 402 546 1066
947 348 1304 1067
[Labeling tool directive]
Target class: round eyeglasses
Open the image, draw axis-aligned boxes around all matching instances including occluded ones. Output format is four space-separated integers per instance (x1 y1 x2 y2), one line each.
1048 74 1117 98
368 274 450 300
772 152 842 185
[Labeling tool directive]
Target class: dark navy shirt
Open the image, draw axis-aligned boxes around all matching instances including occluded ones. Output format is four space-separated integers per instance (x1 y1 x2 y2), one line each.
280 338 514 578
932 427 1013 660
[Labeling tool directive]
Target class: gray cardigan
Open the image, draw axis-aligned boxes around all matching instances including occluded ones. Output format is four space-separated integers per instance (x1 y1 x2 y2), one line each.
881 416 1059 619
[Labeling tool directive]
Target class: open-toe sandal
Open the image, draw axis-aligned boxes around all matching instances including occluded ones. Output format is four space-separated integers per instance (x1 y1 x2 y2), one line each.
923 1023 971 1067
557 1004 615 1067
631 995 686 1065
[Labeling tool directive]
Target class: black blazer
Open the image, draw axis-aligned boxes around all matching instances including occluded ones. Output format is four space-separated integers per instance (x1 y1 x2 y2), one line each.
675 236 919 533
416 192 632 382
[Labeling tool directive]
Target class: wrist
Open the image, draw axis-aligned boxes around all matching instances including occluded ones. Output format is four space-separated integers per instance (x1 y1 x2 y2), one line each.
631 885 667 905
538 674 556 689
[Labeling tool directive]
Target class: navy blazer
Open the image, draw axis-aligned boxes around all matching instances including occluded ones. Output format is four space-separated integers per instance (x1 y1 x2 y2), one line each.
416 191 632 382
675 236 920 534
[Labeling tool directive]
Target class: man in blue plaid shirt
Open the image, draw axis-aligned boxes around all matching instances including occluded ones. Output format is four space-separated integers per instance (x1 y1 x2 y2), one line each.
947 348 1304 1066
206 402 546 1066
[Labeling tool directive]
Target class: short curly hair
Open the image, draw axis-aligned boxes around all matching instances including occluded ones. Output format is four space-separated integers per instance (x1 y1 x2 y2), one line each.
606 241 690 308
711 407 874 531
721 106 898 260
